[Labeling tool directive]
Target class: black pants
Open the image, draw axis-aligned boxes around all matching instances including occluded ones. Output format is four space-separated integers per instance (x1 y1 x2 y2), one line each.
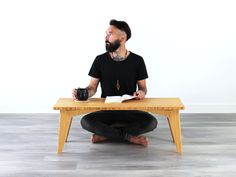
81 110 158 141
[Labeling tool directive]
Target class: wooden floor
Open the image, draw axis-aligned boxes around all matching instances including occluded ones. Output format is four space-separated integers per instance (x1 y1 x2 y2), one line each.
0 113 236 177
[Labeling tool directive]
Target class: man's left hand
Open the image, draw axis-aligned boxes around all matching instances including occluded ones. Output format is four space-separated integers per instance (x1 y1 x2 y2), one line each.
133 90 145 99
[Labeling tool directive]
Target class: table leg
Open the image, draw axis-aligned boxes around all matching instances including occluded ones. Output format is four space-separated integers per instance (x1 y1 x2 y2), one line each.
65 117 73 142
57 111 73 154
167 116 175 143
168 110 182 154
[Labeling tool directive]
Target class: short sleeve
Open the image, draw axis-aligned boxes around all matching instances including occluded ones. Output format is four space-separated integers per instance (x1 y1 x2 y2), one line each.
88 57 101 79
137 57 148 80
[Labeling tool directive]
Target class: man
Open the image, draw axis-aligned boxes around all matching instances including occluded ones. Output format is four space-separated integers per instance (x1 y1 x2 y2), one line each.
72 19 157 146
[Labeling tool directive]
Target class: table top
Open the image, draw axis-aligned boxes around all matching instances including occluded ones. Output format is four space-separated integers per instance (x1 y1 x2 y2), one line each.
53 98 185 111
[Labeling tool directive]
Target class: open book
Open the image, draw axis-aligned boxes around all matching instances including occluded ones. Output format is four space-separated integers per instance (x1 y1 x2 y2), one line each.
105 94 136 103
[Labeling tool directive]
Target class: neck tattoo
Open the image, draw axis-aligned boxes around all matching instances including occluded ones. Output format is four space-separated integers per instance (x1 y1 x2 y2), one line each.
112 50 128 62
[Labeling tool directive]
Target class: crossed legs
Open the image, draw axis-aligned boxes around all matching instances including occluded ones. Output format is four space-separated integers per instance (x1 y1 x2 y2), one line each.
80 110 158 146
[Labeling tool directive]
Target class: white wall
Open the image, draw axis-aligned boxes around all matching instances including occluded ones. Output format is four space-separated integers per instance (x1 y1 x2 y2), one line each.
0 0 236 113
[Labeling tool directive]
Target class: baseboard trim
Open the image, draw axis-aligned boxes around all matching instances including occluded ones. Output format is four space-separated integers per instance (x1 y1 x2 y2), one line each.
183 104 236 113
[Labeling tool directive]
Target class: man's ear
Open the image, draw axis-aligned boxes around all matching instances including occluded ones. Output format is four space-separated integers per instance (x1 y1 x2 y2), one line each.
120 34 126 43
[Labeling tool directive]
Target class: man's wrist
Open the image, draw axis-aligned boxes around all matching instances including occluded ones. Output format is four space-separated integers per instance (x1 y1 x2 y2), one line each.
139 90 146 95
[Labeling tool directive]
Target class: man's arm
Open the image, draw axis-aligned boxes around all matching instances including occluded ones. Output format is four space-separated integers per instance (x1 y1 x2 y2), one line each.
72 77 99 100
86 77 100 97
133 79 147 99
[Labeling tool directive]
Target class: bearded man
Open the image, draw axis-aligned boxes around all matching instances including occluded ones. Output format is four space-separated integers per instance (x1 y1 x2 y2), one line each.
72 19 157 146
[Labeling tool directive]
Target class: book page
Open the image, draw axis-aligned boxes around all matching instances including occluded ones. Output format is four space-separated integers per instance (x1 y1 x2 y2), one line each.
120 94 136 102
105 96 122 103
105 95 136 103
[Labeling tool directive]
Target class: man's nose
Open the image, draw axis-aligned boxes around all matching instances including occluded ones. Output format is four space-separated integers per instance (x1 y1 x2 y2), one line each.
105 35 109 41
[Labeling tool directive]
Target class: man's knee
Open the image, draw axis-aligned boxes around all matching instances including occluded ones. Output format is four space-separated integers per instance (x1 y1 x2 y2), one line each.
81 115 94 131
150 116 158 130
145 114 158 131
134 111 158 131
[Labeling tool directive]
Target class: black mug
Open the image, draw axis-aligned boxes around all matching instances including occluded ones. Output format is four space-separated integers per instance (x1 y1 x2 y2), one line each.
76 88 89 101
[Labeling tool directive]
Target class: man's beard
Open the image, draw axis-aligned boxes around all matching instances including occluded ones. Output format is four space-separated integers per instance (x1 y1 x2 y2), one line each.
105 39 121 52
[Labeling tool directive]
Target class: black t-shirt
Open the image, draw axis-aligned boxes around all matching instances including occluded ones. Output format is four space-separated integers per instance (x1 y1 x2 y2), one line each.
88 52 148 98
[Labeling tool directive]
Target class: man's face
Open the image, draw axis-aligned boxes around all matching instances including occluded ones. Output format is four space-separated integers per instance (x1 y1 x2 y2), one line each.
105 26 121 52
105 39 121 52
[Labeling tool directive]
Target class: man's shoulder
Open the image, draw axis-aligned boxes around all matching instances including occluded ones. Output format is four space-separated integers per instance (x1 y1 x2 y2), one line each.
92 52 109 64
129 52 144 62
96 52 109 59
130 52 142 58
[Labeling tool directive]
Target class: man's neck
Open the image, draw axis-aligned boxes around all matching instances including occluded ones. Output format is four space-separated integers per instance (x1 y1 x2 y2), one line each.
111 46 128 61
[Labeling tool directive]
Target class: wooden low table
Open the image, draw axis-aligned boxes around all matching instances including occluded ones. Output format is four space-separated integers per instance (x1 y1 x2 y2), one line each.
53 98 185 154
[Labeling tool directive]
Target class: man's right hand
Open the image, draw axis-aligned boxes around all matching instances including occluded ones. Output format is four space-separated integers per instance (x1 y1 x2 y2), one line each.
72 88 78 101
